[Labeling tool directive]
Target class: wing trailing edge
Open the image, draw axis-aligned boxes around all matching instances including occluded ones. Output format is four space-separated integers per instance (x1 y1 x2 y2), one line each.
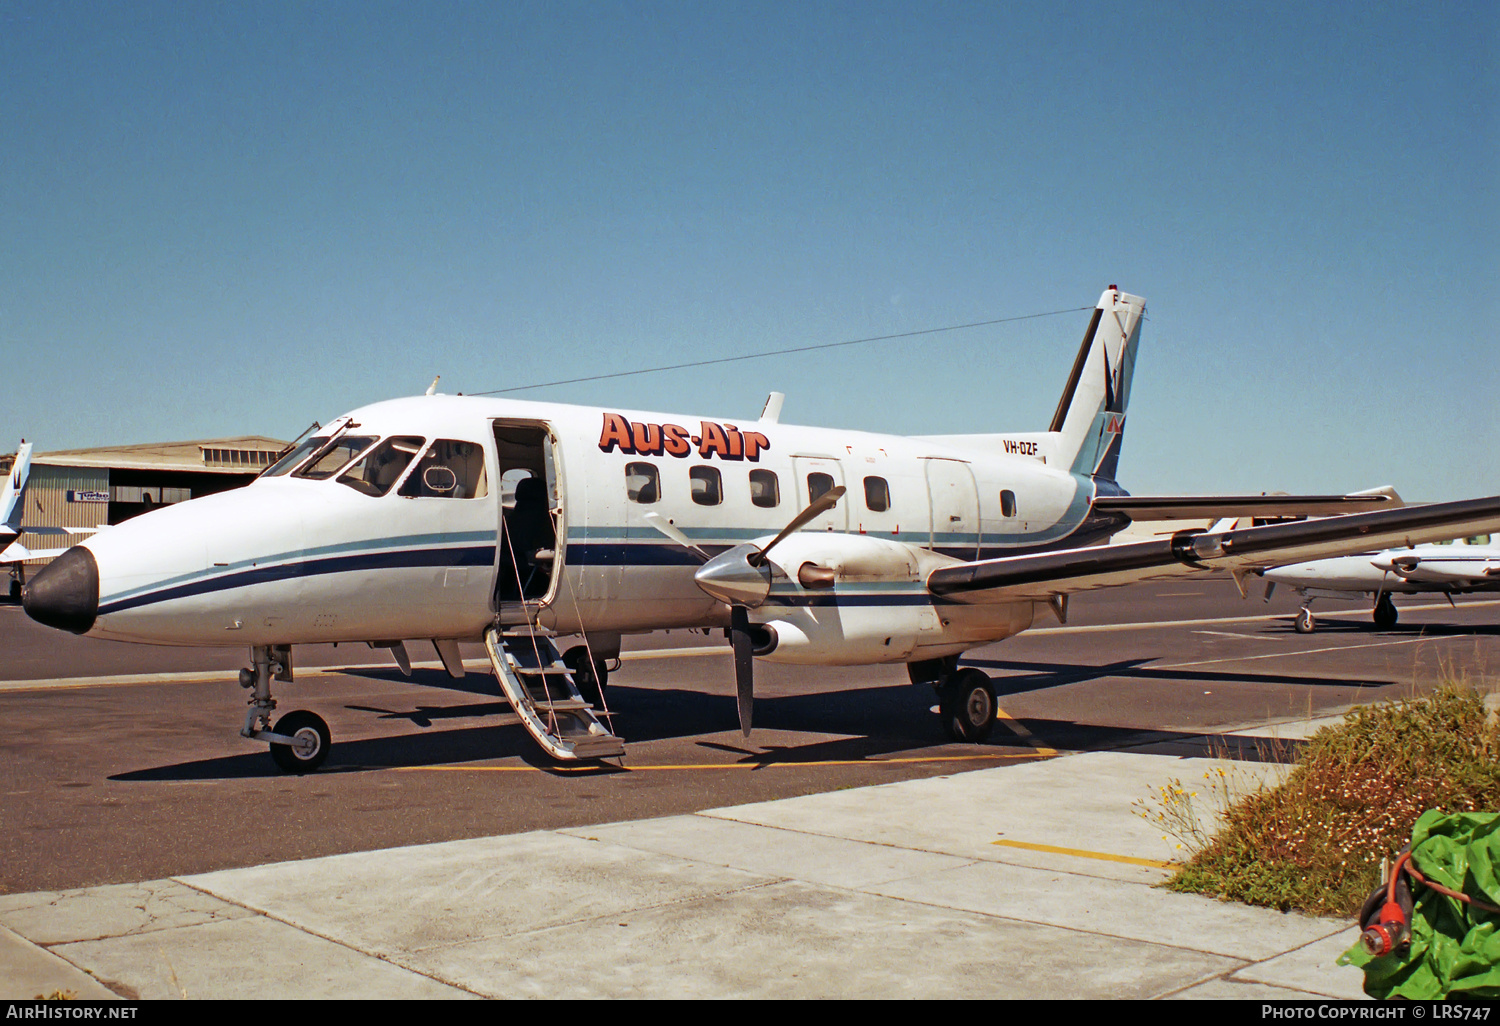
927 495 1500 603
1091 491 1399 522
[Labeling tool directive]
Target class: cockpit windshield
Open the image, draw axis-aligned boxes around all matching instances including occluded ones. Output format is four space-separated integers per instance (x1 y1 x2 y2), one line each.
262 435 328 478
294 436 379 480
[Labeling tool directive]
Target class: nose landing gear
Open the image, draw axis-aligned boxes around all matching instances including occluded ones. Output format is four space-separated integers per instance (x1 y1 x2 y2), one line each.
240 644 330 774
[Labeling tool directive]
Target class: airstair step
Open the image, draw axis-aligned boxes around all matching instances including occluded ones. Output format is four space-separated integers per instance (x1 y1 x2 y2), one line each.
568 735 627 758
532 698 590 712
484 626 624 763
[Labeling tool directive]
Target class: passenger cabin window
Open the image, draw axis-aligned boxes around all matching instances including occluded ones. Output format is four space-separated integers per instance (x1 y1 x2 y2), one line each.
294 436 379 480
864 476 890 512
626 462 660 504
807 472 835 503
1000 490 1017 518
749 469 779 508
690 466 722 506
338 436 424 497
398 440 488 499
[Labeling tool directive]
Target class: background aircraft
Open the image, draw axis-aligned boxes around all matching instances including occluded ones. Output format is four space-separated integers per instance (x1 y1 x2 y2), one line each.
21 288 1500 771
1262 535 1499 632
1 441 97 602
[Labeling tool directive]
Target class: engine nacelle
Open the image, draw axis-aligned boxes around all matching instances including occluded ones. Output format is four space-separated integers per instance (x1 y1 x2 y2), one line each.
745 533 1028 665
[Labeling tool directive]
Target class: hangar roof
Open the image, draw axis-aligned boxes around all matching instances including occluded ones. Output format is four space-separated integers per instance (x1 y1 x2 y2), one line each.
19 436 291 474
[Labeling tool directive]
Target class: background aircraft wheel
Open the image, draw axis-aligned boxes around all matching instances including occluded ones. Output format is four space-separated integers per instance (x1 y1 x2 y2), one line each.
8 579 19 603
1373 596 1398 630
1294 608 1316 634
940 668 996 743
269 710 331 774
562 646 608 706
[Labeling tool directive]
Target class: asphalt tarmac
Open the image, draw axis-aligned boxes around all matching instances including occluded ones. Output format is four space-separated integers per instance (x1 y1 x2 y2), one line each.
1 579 1496 897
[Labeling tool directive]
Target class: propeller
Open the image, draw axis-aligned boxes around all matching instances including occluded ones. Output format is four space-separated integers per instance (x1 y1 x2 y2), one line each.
643 486 846 737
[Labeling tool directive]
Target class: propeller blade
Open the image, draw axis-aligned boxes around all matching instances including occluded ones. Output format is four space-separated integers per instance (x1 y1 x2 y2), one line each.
731 605 754 737
642 512 711 561
751 486 846 566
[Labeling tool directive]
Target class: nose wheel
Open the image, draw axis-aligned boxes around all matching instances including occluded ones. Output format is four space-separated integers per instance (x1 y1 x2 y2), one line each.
268 710 331 773
1373 593 1398 630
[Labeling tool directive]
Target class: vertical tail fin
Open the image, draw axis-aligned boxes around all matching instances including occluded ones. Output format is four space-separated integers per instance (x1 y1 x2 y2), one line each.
1 441 33 535
1048 287 1144 481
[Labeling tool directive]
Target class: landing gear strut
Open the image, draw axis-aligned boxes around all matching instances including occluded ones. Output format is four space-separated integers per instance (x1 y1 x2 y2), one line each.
239 644 330 774
562 645 609 707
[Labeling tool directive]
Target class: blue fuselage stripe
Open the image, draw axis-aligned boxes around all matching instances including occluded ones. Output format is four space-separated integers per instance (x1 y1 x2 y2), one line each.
98 545 497 616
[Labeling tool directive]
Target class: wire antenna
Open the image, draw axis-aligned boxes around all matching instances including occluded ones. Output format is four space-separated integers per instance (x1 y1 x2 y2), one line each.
467 306 1088 396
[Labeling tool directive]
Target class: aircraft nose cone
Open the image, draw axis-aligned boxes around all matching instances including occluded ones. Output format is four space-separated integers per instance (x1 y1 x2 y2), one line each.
23 546 99 635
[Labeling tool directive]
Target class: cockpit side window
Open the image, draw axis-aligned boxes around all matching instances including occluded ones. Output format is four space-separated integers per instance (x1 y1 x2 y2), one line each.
337 436 425 497
263 436 329 478
294 436 380 480
398 439 489 499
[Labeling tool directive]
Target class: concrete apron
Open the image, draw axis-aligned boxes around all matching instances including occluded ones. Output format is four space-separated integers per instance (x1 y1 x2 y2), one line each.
0 745 1367 1000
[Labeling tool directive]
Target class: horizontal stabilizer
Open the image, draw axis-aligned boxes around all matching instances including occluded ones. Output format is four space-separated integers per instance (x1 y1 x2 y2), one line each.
1093 492 1399 522
928 494 1500 603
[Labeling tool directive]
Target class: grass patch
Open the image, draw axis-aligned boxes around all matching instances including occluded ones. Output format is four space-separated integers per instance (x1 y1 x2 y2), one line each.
1159 684 1500 917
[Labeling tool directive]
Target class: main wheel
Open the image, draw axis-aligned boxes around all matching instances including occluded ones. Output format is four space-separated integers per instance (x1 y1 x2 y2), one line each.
1294 608 1316 634
1373 595 1398 630
562 646 608 706
939 668 997 743
269 710 331 774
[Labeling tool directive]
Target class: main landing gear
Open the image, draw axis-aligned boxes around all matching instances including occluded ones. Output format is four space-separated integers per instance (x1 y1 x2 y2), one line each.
1293 594 1399 634
910 657 997 743
240 644 330 774
561 645 610 707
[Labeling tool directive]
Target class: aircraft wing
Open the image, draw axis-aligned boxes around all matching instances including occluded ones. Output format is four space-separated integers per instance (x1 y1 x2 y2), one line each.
927 495 1500 603
1091 489 1399 522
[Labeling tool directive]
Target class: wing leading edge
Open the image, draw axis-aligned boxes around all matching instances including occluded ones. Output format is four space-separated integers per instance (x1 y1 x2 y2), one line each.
927 495 1500 603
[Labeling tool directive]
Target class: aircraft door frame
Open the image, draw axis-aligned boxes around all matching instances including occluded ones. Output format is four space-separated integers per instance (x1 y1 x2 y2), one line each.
790 455 848 532
491 419 566 609
924 458 980 559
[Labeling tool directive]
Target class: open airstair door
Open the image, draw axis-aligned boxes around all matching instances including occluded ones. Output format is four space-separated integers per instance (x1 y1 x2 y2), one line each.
493 421 564 622
485 626 625 761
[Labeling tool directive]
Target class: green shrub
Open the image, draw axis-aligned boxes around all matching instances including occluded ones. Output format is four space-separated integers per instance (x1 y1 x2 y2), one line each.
1167 685 1500 917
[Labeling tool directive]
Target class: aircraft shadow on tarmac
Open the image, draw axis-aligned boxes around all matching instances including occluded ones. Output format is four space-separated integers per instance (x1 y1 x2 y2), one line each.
108 667 1303 782
961 656 1394 694
1267 619 1500 637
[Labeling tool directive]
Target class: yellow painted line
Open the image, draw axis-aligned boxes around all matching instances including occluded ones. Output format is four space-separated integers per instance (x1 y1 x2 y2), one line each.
393 752 1050 774
991 838 1178 869
993 703 1057 757
621 646 727 660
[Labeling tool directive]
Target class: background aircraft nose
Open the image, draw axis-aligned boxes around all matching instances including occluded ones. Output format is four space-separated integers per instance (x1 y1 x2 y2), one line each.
23 546 99 635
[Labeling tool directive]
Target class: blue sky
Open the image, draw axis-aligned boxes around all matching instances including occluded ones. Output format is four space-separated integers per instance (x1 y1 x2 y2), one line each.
2 1 1495 498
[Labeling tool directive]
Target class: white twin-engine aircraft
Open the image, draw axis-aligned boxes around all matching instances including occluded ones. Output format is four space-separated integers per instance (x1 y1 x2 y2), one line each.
23 287 1500 772
1261 537 1500 634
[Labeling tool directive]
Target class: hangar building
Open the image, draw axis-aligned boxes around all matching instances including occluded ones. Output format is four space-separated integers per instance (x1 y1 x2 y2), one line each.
2 436 288 573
